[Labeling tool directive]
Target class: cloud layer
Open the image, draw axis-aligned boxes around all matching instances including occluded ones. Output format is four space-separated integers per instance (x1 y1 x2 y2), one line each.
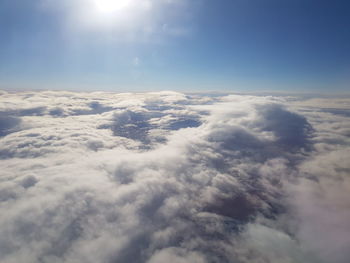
0 90 349 263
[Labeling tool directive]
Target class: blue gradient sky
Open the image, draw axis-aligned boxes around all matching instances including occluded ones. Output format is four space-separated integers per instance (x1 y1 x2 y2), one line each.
0 0 349 92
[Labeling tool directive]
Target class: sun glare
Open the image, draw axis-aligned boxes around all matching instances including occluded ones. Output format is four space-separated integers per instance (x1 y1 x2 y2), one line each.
94 0 132 13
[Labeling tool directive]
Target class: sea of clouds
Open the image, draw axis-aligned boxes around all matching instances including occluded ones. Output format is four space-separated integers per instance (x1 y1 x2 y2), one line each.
0 90 349 263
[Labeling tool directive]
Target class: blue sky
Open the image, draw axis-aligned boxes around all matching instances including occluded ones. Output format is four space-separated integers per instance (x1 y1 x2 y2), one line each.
0 0 349 92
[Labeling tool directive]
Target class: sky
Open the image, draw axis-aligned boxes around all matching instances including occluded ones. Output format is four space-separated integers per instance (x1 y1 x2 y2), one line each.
0 0 349 92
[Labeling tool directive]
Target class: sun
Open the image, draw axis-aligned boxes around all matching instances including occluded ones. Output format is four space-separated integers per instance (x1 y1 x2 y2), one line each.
93 0 132 13
74 0 152 32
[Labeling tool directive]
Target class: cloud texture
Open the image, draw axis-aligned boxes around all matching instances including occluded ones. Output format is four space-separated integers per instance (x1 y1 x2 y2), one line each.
0 90 349 263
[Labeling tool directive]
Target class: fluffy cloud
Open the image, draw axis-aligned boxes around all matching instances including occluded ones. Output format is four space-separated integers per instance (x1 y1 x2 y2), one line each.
0 91 349 263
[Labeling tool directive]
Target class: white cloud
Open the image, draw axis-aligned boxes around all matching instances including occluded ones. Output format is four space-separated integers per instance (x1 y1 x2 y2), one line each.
0 91 349 262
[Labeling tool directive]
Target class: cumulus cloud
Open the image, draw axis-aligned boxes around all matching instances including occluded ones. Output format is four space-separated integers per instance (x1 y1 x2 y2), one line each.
0 90 349 263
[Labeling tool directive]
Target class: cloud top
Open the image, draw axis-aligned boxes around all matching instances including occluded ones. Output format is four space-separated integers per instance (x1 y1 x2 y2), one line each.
0 91 349 263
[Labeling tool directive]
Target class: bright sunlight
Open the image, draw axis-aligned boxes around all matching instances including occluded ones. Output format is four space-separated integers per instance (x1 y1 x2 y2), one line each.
93 0 132 13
